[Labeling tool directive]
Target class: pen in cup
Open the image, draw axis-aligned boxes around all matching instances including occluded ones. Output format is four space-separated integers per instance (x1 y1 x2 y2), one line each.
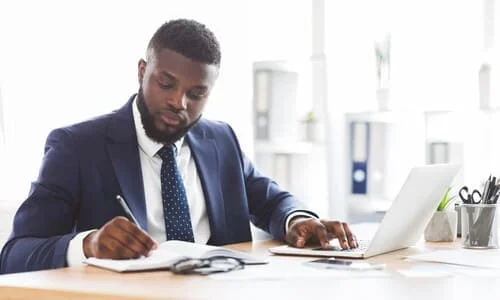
481 175 492 203
116 195 142 229
488 177 497 201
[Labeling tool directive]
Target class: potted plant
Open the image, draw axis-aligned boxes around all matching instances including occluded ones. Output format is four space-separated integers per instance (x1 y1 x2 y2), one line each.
424 187 458 242
301 111 320 142
374 35 391 111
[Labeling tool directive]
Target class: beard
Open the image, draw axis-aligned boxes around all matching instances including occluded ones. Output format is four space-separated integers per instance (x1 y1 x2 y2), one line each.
136 88 200 145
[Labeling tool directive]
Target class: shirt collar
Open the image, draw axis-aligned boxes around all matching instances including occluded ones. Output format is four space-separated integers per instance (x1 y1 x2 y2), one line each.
132 95 184 158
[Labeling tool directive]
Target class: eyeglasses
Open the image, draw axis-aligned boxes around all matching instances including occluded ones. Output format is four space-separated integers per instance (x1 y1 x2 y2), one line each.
170 255 245 275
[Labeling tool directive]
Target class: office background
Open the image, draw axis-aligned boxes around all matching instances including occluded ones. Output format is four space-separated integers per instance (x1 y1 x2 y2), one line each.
0 0 499 247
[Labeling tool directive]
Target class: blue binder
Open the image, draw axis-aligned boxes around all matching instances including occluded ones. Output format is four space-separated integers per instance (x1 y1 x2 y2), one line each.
351 122 369 194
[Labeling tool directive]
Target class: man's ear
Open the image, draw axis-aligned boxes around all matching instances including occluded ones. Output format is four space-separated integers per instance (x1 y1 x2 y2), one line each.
138 59 147 85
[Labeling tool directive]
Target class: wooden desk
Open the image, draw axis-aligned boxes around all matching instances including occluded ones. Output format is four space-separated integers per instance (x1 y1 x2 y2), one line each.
1 240 500 299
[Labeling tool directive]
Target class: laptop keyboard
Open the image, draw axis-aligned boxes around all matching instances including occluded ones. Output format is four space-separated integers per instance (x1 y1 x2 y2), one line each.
312 240 370 252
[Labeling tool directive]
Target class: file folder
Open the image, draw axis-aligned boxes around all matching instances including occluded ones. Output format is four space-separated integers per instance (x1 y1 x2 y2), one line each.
429 142 449 164
351 122 369 194
254 71 270 140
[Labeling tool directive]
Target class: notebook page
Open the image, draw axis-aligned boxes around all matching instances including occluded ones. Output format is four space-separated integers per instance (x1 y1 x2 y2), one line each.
85 245 187 272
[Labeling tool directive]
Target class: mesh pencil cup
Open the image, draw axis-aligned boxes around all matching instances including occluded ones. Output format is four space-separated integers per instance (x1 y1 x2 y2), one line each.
460 204 499 249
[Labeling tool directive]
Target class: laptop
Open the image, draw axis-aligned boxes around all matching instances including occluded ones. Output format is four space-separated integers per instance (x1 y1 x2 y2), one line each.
269 164 462 259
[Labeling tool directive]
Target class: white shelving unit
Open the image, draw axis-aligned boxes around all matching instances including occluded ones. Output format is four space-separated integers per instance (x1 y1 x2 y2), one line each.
248 1 334 218
344 107 500 222
344 111 427 219
252 58 329 215
254 141 318 155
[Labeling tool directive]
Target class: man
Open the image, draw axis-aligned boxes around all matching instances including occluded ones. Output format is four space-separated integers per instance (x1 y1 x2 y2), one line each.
0 19 358 274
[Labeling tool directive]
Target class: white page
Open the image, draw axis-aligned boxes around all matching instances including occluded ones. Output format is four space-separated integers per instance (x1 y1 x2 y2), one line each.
84 241 215 272
210 259 389 281
159 241 267 264
157 240 218 257
399 262 500 278
85 245 188 272
397 265 455 278
407 249 500 269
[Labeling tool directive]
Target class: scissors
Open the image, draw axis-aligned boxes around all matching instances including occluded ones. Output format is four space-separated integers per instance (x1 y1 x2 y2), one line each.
459 186 482 204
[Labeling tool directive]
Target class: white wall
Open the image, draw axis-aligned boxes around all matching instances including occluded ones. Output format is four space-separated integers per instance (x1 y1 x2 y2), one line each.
248 1 329 217
0 0 252 246
248 0 311 62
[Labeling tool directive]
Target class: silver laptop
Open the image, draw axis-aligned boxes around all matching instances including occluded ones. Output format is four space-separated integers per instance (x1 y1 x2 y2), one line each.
269 164 462 258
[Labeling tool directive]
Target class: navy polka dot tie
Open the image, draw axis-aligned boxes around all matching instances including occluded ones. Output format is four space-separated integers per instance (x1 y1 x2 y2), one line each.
157 145 195 242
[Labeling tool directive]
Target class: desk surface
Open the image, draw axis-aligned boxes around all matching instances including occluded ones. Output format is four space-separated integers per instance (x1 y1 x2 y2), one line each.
1 240 500 300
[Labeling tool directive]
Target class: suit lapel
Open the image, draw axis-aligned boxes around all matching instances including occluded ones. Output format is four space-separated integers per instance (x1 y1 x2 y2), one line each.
106 96 148 230
187 122 227 245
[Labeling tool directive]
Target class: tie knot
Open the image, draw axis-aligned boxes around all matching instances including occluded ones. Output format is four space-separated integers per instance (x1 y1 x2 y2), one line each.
157 145 176 161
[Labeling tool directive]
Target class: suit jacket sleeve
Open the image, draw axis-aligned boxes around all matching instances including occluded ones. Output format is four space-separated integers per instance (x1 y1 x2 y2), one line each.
0 129 80 274
226 125 318 241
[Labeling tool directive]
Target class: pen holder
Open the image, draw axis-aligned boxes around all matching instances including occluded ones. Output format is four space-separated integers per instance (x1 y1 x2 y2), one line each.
460 204 499 249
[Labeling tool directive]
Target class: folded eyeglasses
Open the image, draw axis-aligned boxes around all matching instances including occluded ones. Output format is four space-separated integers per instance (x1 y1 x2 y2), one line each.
170 255 245 275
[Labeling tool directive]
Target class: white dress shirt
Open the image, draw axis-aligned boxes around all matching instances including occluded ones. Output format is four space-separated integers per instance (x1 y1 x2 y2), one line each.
67 97 312 266
132 99 210 244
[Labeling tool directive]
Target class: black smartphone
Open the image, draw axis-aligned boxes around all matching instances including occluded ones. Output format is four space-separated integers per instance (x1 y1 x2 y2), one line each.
305 258 386 271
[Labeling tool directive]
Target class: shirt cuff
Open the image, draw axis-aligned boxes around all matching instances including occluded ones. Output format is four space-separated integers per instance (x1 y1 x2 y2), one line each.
66 229 97 266
285 211 318 233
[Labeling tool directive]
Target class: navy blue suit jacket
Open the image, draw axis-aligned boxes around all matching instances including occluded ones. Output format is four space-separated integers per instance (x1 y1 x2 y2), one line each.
0 97 314 274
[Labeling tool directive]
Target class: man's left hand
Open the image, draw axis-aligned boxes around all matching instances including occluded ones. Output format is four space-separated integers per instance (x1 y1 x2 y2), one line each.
285 217 358 250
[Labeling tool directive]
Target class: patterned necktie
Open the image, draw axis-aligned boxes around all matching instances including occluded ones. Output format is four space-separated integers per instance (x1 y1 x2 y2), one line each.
157 145 195 242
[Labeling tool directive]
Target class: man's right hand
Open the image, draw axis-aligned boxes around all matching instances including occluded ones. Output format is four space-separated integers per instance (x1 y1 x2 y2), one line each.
83 216 158 259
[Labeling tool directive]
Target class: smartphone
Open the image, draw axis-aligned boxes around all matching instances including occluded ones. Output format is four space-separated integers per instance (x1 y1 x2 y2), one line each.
305 258 386 271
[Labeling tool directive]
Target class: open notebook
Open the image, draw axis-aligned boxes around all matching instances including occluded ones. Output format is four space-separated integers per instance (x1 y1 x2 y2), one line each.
84 240 268 272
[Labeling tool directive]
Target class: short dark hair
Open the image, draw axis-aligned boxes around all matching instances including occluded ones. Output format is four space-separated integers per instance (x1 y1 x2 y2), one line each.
147 19 221 66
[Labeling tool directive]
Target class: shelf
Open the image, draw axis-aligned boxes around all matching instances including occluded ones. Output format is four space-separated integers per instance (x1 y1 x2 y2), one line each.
346 108 500 124
345 111 410 123
425 138 465 144
253 60 309 73
254 140 319 154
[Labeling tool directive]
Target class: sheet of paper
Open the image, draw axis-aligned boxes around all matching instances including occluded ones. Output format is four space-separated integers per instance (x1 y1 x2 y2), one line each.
157 240 217 256
209 259 389 281
398 264 459 278
407 249 500 269
398 269 453 278
398 263 500 278
454 267 500 277
85 249 184 272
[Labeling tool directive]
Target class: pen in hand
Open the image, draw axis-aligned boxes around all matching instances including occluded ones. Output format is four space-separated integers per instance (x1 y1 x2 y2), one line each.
116 195 142 229
83 196 157 259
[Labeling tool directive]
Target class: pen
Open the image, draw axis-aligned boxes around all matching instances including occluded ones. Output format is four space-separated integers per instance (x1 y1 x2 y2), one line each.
116 195 142 229
481 175 492 204
487 184 499 204
488 177 497 201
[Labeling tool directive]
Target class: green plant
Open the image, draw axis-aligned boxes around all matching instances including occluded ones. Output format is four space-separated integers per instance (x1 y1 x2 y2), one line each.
437 187 456 212
374 34 391 86
303 111 318 123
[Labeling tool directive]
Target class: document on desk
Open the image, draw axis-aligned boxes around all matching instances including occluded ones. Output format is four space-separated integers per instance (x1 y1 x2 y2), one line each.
84 240 267 272
209 259 389 281
399 264 500 278
407 249 500 269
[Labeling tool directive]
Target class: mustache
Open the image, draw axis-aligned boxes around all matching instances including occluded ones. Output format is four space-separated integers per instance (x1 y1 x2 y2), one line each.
158 106 187 124
136 88 202 144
